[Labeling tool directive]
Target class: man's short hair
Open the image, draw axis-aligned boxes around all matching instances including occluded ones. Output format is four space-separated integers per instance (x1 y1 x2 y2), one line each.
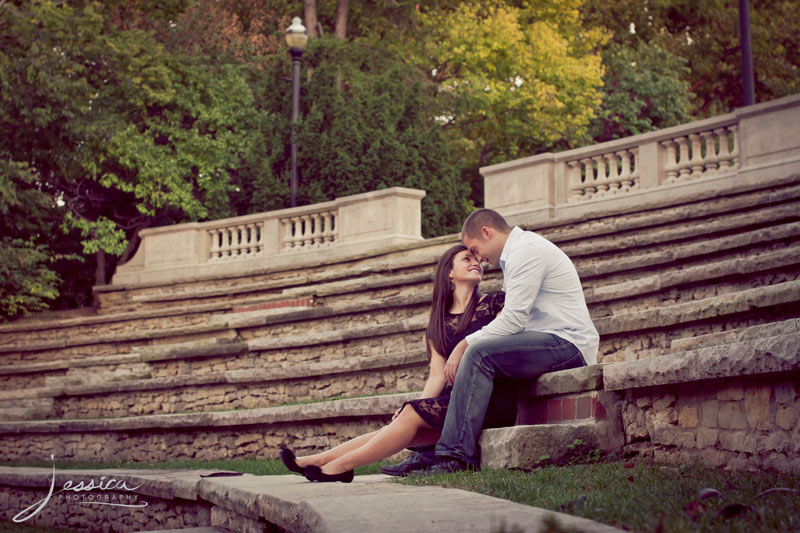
461 209 511 239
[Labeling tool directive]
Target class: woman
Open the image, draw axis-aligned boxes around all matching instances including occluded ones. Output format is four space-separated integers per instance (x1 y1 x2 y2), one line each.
279 244 506 482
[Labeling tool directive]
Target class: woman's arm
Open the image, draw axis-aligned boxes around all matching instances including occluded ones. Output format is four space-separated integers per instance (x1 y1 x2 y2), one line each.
419 342 447 399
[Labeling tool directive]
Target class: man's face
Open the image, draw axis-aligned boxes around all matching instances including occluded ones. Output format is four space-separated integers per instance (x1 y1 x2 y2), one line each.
463 229 500 266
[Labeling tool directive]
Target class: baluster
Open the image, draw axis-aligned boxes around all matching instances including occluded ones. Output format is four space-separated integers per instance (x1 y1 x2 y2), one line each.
580 158 596 196
255 222 264 254
329 212 338 243
689 133 704 178
606 152 620 193
309 213 320 247
662 140 678 183
592 155 608 195
244 224 255 255
217 228 229 258
728 125 740 168
281 219 292 250
617 150 632 190
714 127 731 169
700 131 718 173
300 215 312 247
676 137 691 180
207 229 218 261
321 212 333 244
629 147 639 187
291 216 303 249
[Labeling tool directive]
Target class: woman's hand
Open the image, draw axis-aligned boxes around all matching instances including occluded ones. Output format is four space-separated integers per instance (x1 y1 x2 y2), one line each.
444 340 468 385
391 406 403 421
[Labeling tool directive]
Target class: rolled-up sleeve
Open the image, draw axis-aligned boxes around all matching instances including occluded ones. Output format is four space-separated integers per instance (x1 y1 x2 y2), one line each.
465 246 545 344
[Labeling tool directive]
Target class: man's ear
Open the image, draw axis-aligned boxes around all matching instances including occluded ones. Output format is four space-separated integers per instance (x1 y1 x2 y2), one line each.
481 226 493 240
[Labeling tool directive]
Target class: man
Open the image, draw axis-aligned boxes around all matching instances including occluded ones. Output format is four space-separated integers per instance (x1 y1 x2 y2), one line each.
423 208 599 473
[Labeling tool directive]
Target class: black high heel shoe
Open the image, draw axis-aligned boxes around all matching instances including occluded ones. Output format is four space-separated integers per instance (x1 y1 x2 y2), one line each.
303 464 355 483
279 446 304 474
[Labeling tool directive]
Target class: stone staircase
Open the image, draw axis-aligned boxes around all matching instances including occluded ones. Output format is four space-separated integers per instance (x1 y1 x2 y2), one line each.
0 176 798 467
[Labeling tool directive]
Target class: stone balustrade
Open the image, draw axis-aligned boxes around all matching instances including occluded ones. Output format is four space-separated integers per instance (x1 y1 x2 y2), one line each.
113 187 425 285
483 94 800 223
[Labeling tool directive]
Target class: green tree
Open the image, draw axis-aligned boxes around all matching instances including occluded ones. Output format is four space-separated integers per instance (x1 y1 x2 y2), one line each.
240 37 473 237
591 41 694 142
582 0 800 116
1 1 259 287
410 2 606 170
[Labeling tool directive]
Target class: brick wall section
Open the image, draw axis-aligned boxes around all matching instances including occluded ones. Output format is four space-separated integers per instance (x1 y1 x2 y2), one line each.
517 392 608 424
233 297 314 313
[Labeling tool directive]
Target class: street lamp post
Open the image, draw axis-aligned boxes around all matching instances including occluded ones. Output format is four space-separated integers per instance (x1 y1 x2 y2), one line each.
285 17 308 207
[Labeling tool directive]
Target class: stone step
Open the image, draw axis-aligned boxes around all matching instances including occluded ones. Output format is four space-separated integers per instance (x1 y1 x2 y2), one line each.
0 350 429 421
2 181 796 358
0 361 604 461
669 318 800 352
0 467 625 533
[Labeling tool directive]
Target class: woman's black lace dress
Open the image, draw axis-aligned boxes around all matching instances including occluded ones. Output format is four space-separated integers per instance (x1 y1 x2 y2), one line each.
403 291 516 433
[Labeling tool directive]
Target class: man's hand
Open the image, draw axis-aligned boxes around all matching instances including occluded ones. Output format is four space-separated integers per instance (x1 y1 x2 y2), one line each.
444 339 468 385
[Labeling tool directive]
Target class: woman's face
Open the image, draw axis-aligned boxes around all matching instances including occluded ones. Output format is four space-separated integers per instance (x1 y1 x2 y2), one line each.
449 250 483 287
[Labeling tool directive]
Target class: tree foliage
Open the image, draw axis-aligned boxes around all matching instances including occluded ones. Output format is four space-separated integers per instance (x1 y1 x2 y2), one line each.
591 41 694 142
582 0 800 115
410 2 606 168
1 0 797 320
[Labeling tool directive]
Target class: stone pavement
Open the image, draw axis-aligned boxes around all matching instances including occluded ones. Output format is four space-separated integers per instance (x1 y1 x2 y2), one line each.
0 466 624 532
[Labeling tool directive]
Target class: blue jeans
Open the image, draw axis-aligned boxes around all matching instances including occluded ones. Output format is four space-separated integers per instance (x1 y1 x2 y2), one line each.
435 331 585 465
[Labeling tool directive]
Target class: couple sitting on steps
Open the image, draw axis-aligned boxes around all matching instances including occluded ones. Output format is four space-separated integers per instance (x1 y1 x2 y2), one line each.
279 209 599 482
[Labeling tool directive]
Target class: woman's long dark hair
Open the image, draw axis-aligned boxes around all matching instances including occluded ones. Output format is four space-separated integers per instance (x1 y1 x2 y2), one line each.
425 244 481 359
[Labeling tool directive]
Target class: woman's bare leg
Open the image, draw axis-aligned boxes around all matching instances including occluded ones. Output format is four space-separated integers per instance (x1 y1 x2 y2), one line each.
321 406 439 475
295 429 381 468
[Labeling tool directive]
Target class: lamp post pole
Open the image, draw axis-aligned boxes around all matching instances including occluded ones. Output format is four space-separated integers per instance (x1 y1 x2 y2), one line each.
738 0 755 106
289 47 302 207
285 17 308 208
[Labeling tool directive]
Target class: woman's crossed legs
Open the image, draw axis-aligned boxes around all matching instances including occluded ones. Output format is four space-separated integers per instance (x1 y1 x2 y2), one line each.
294 405 439 475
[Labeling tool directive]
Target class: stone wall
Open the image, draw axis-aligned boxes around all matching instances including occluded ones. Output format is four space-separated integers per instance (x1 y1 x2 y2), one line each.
622 374 800 472
605 331 800 472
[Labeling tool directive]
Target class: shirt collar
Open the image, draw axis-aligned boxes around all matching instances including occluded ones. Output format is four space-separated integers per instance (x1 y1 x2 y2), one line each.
498 226 523 270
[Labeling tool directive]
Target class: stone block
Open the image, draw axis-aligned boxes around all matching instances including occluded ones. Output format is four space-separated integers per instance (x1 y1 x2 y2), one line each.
718 402 747 429
718 385 744 401
719 430 752 453
679 406 699 429
699 400 719 428
744 385 771 431
774 382 796 405
653 394 676 410
762 431 793 453
775 407 797 431
699 448 727 468
479 422 600 470
697 428 719 448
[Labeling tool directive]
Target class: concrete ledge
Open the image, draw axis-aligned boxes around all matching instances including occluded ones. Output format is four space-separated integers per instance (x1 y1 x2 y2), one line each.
594 280 800 336
521 364 604 397
603 332 800 391
669 318 800 351
0 393 417 434
0 349 427 410
0 467 625 533
480 421 600 469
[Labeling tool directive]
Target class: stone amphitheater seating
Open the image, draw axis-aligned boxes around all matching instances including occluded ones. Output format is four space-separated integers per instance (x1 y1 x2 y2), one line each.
0 175 797 471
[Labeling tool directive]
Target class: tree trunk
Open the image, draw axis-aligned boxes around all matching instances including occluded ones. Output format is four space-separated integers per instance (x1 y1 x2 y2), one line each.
334 0 349 90
335 0 348 39
95 250 106 286
304 0 318 39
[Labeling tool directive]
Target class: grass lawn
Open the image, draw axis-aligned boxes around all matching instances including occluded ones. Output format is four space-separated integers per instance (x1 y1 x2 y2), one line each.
3 458 799 532
399 459 800 533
